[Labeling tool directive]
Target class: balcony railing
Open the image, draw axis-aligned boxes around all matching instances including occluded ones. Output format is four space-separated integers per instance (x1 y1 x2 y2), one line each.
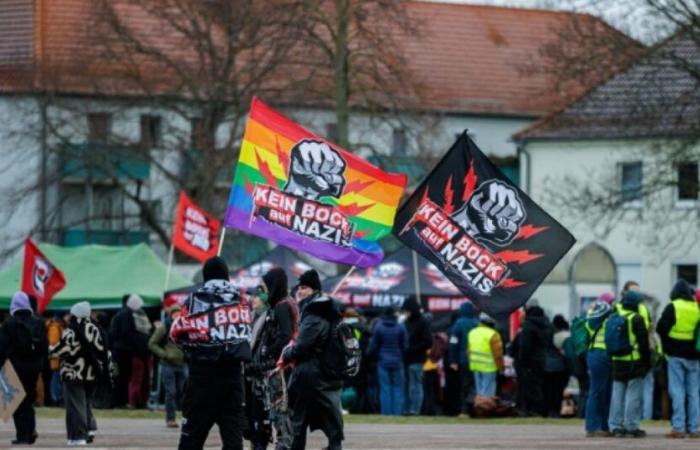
62 229 150 247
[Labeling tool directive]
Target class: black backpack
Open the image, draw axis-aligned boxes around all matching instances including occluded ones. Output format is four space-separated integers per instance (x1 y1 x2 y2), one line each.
13 317 46 360
321 319 361 381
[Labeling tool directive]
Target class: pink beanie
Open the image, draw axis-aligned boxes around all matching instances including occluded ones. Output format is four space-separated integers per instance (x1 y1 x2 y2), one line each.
598 292 616 305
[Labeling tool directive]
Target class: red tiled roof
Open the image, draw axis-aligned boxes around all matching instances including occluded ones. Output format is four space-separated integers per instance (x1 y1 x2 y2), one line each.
0 0 631 117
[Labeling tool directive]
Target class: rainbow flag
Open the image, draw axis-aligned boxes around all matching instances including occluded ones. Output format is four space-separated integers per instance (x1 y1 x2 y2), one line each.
225 98 407 268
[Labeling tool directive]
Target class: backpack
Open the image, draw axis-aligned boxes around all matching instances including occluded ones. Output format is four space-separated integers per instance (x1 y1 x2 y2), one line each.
13 318 45 360
321 319 361 381
562 336 586 377
570 316 591 357
605 313 633 357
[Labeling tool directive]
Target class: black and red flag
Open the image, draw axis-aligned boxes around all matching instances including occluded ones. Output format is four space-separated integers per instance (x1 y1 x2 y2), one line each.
21 238 66 313
393 132 575 318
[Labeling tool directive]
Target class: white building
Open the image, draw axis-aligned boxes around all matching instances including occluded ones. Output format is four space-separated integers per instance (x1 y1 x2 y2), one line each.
515 33 700 320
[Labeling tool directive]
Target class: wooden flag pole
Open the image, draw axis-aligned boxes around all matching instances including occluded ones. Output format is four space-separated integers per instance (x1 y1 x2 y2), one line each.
412 250 422 303
331 265 357 296
163 243 175 294
217 228 227 257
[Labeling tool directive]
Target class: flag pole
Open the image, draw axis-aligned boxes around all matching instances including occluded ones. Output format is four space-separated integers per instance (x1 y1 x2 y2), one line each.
163 243 175 294
217 228 227 257
331 265 356 296
412 250 422 304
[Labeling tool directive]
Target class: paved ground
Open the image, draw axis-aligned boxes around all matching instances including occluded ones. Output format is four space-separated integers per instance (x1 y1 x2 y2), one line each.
2 418 700 449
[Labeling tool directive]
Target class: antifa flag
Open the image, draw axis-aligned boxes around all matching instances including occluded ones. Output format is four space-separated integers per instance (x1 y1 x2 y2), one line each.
172 192 221 262
224 97 407 267
21 238 66 313
393 133 575 318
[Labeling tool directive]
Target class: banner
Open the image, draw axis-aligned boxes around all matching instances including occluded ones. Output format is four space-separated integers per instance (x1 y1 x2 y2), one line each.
0 361 26 423
21 239 66 313
393 133 575 318
224 98 407 268
172 192 221 262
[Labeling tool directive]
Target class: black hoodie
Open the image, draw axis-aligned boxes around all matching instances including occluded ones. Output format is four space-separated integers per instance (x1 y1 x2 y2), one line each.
403 298 433 365
657 279 700 360
254 268 297 369
518 307 553 370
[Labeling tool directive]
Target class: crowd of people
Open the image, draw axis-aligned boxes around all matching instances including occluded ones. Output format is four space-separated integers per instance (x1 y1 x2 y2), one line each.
1 263 699 448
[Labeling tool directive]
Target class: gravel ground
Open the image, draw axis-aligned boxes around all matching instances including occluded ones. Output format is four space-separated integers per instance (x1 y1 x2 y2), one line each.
1 417 699 449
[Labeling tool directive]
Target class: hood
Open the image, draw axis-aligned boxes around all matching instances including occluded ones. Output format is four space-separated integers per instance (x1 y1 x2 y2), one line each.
262 267 288 306
459 302 475 319
10 291 31 316
302 293 342 320
381 314 398 327
621 290 642 309
671 279 695 301
187 279 241 315
524 313 551 331
403 297 422 319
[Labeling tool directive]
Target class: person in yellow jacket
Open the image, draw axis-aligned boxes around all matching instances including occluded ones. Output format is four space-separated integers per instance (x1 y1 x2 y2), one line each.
46 314 66 405
467 313 504 397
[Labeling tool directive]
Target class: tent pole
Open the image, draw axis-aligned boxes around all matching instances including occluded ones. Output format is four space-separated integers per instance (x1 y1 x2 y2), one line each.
163 243 175 295
217 228 227 257
331 265 356 296
412 250 421 304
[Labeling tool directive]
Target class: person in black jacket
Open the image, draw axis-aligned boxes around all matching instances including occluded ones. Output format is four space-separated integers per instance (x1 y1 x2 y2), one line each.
282 271 344 450
246 267 298 450
402 297 433 416
517 305 552 417
109 295 133 407
0 292 48 445
170 257 253 450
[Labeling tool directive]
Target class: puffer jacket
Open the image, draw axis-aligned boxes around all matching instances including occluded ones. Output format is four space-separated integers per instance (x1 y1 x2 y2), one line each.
149 321 185 367
368 314 408 370
50 317 111 382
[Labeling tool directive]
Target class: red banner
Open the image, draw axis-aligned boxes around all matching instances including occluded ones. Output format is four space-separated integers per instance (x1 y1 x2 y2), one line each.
21 239 66 313
172 192 221 262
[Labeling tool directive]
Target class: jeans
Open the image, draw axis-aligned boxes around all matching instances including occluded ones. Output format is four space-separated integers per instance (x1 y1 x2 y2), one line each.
162 364 187 422
667 356 700 433
474 372 497 397
585 350 611 432
50 371 63 404
642 369 654 420
608 377 643 432
405 363 424 415
378 366 404 416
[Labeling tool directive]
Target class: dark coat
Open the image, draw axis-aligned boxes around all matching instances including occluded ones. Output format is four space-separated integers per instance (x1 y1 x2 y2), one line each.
368 315 408 370
518 310 553 371
403 299 433 366
448 302 478 367
284 293 344 443
0 310 47 376
109 307 149 358
657 280 700 361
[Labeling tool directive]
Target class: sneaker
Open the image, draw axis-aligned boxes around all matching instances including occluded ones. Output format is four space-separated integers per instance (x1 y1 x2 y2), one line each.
586 431 612 438
628 429 646 438
166 421 179 428
666 431 686 439
67 440 88 446
688 432 700 439
87 431 95 444
611 429 626 438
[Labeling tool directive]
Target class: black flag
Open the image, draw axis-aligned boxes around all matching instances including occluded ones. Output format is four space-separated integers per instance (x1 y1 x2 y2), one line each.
393 132 575 318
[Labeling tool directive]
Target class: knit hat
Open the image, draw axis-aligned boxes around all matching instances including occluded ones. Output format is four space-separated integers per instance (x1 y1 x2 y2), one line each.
126 294 144 311
10 291 31 316
479 312 495 325
202 256 229 282
70 301 91 319
597 292 615 305
621 290 642 308
298 269 321 292
588 301 612 320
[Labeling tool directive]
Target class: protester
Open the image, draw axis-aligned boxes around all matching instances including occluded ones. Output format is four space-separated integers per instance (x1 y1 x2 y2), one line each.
467 313 504 397
246 267 298 450
368 307 408 416
282 270 345 450
148 304 186 428
46 312 66 405
448 301 479 416
656 279 700 439
341 308 370 413
402 297 433 415
109 295 134 407
170 256 252 450
0 292 48 445
544 315 570 418
422 332 447 415
583 299 614 437
50 301 112 446
517 305 552 416
608 290 650 438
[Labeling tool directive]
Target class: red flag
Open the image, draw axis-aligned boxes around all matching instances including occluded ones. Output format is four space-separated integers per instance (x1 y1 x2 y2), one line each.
172 192 221 262
21 239 66 313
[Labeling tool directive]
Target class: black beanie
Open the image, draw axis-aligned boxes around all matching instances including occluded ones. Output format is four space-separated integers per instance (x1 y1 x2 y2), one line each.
298 269 322 292
203 256 229 281
262 267 288 306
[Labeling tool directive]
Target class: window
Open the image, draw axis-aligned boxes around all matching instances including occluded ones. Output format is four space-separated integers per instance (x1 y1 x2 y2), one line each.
677 162 699 201
325 123 338 143
621 162 642 203
140 115 162 148
676 264 698 286
392 128 407 156
88 113 112 143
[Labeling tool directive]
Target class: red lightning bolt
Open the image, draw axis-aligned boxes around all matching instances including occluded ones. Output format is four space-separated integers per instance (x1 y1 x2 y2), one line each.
339 202 375 216
501 278 526 288
344 179 374 196
462 160 477 202
516 224 549 240
275 136 289 174
494 250 544 265
244 178 254 194
255 147 278 187
443 176 455 214
354 228 373 239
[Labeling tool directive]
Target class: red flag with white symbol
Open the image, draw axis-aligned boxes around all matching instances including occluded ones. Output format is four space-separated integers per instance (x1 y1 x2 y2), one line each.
172 192 221 262
21 238 66 313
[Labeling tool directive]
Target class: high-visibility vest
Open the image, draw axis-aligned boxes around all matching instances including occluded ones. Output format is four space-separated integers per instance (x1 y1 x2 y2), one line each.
611 309 641 362
468 325 497 373
616 302 651 330
668 299 700 341
587 318 608 351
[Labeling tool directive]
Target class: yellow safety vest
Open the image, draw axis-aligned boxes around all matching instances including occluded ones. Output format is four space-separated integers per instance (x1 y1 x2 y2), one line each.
668 299 700 341
468 326 498 373
587 318 608 351
616 302 651 330
611 309 641 362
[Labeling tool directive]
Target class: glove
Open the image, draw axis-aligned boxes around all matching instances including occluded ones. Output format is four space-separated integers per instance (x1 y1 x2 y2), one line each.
281 346 294 365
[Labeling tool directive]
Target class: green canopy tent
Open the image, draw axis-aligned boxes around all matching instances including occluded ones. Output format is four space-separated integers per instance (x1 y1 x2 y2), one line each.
0 243 190 310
